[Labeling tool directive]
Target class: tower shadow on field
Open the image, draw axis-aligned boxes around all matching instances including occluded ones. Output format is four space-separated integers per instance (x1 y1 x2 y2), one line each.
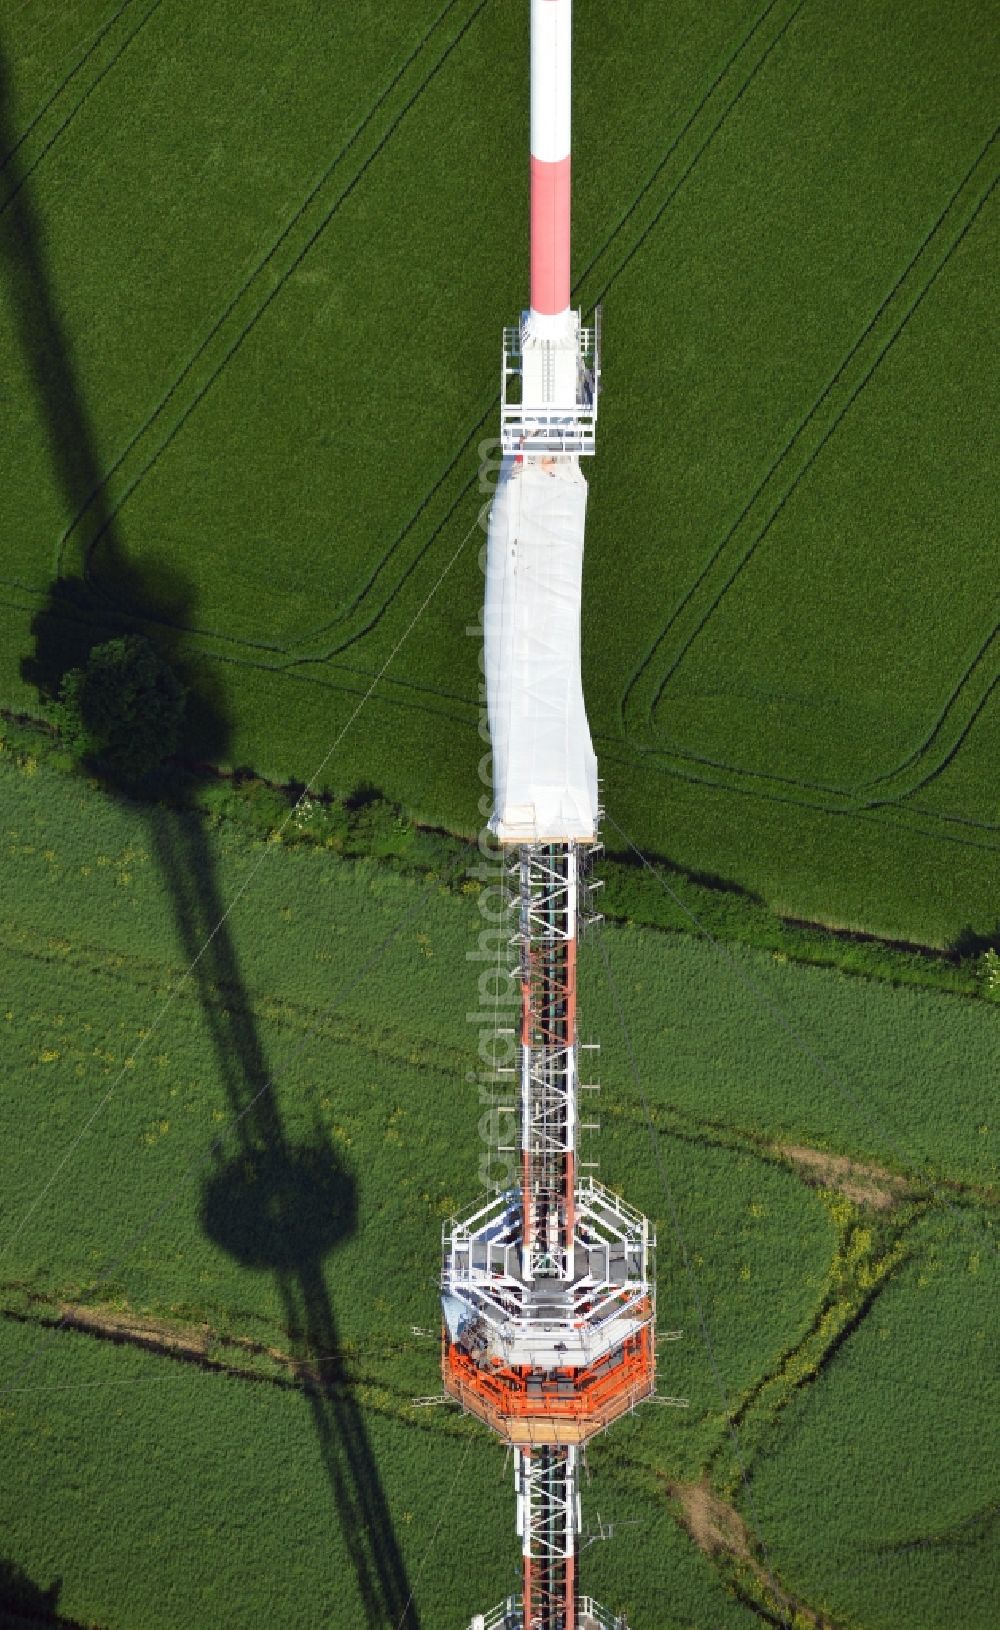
1 32 210 728
162 804 419 1629
5 36 418 1624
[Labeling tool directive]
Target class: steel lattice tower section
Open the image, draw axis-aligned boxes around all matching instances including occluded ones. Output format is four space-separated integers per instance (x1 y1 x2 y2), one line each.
441 6 657 1628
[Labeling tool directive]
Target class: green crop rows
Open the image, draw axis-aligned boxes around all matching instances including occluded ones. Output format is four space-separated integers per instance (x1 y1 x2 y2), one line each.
1 0 999 946
748 1213 999 1630
1 0 998 1624
0 752 997 1625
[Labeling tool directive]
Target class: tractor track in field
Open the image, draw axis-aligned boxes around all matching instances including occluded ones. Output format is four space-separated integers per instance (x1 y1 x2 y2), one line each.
281 0 815 663
666 1476 850 1629
594 733 1000 860
665 1475 849 1629
719 1223 916 1453
610 125 998 831
621 125 1000 743
21 0 818 698
0 0 169 223
568 0 793 298
8 4 997 865
284 0 809 655
854 624 1000 807
0 1290 854 1627
8 882 997 1210
0 1293 452 1434
0 0 155 190
58 0 485 586
604 1090 1000 1214
53 0 807 674
288 0 813 661
577 0 810 313
0 914 469 1083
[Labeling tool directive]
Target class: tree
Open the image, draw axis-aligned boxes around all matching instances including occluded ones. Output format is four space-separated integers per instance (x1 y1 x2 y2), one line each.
56 633 186 780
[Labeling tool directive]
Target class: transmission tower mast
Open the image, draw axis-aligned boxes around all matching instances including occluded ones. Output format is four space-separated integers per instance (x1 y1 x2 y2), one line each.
441 6 657 1627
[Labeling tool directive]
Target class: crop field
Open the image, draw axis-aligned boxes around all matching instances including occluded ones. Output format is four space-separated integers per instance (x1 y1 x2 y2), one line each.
1 0 998 949
0 750 997 1626
1 2 998 1627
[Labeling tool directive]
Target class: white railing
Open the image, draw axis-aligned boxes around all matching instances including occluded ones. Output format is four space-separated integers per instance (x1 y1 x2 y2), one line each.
445 1177 652 1255
468 1595 520 1629
442 1175 655 1346
467 1596 626 1630
500 312 600 457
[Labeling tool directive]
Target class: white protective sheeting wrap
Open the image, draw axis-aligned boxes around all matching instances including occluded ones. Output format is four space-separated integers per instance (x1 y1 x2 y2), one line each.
485 457 599 843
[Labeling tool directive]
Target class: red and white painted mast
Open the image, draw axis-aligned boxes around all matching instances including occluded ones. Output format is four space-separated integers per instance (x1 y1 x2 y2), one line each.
441 5 660 1629
501 0 599 456
529 0 573 336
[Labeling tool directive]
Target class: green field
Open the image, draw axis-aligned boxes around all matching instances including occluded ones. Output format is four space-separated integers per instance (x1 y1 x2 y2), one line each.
748 1213 1000 1630
1 0 998 947
0 752 997 1625
2 1 999 1626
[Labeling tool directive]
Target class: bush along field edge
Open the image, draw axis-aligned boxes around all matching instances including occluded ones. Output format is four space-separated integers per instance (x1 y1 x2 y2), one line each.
2 707 997 1006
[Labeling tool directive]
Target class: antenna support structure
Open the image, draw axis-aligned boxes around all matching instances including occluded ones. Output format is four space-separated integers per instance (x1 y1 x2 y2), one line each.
440 7 658 1626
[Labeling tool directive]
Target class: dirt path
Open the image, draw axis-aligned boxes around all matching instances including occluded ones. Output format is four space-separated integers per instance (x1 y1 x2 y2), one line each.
26 1297 337 1388
773 1142 910 1209
668 1476 848 1629
670 1475 752 1561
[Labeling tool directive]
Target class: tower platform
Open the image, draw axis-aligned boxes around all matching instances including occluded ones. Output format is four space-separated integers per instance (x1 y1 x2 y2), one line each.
500 308 600 457
442 1177 655 1445
470 1595 629 1630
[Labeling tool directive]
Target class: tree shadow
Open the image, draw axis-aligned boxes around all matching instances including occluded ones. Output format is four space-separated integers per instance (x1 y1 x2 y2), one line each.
1 37 218 751
0 1557 68 1626
6 30 417 1624
947 922 1000 960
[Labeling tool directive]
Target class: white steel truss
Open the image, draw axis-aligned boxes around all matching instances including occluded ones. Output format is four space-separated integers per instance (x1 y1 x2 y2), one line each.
442 1176 654 1370
516 843 582 1281
517 1446 580 1630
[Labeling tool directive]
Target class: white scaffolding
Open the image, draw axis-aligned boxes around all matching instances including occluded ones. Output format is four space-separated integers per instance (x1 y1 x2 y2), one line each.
484 461 599 845
500 308 601 458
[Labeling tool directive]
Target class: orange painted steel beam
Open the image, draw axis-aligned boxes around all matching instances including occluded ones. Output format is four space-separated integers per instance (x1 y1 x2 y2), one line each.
443 1324 655 1445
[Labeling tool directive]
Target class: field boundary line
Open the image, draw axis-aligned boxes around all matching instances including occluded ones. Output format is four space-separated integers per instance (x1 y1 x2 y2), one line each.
0 840 472 1403
595 928 794 1630
621 124 999 734
644 161 999 726
0 505 481 1275
0 0 167 219
56 0 484 584
604 809 1000 1252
